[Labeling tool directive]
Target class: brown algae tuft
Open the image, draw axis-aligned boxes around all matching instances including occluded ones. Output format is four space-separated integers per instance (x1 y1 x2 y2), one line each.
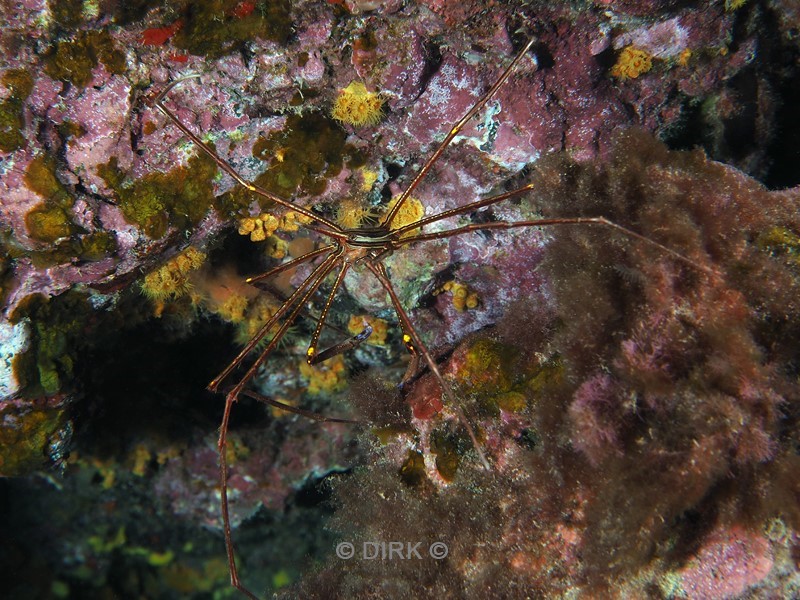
250 113 357 199
0 69 33 152
43 30 126 88
98 153 217 239
171 0 293 58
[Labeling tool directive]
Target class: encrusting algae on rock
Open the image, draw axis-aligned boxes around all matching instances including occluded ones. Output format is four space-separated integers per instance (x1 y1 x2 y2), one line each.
0 69 33 152
98 153 217 239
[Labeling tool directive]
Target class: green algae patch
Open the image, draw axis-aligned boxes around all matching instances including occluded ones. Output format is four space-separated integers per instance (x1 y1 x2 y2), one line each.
25 154 71 203
44 30 126 88
251 113 352 200
398 449 427 487
25 205 76 243
456 337 556 416
3 69 34 99
758 226 800 269
0 69 34 152
99 152 217 239
58 119 87 140
0 402 69 476
49 0 85 29
24 154 78 243
23 231 118 269
172 0 293 59
217 109 366 218
20 154 118 263
431 430 467 482
461 338 516 393
10 292 93 397
21 153 118 263
525 359 563 397
110 0 166 25
77 231 117 261
0 240 14 307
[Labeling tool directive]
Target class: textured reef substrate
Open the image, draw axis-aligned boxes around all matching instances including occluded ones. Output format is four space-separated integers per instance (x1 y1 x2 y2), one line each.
2 0 800 598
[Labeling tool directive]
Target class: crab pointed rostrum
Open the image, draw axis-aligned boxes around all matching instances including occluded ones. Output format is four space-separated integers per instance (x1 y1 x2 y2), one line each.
153 35 709 598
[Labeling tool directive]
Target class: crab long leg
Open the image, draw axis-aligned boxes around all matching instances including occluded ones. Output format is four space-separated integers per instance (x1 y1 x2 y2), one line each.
154 78 343 233
305 261 351 365
392 183 536 238
208 249 338 393
218 251 342 598
241 390 360 424
246 244 335 285
311 324 374 364
366 262 491 471
382 38 536 229
395 216 719 276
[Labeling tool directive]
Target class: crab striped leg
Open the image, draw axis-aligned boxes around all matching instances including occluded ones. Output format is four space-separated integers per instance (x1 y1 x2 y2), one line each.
395 216 718 276
246 244 335 285
154 77 343 234
382 38 536 230
208 249 338 393
366 262 491 471
217 250 342 597
392 183 536 239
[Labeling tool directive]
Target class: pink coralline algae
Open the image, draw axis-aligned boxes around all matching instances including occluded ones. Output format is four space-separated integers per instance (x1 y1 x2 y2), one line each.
0 0 787 322
1 1 799 597
678 526 774 600
154 420 355 530
568 374 624 466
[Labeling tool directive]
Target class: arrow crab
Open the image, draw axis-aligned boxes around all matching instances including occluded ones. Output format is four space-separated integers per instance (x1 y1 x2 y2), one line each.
153 37 710 599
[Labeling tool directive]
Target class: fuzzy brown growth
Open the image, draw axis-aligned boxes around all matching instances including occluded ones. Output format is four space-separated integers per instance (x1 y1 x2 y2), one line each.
283 132 800 597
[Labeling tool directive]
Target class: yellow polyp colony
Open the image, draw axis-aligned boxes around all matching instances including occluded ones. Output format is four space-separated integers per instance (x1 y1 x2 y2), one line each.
239 211 312 246
383 195 425 235
725 0 748 10
298 354 347 395
197 267 256 319
130 443 153 477
140 247 206 303
232 295 283 348
279 211 313 232
336 198 381 229
190 267 286 349
264 235 289 260
611 46 653 79
331 81 385 127
215 294 250 324
238 213 280 242
437 280 479 312
347 314 389 345
677 48 692 67
360 168 379 192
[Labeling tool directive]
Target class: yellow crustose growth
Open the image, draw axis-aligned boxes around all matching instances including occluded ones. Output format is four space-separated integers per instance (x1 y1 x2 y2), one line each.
439 280 479 312
611 46 653 80
347 314 389 346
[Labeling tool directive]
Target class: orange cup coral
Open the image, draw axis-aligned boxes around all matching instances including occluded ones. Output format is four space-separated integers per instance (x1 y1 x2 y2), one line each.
611 46 653 80
331 81 384 127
